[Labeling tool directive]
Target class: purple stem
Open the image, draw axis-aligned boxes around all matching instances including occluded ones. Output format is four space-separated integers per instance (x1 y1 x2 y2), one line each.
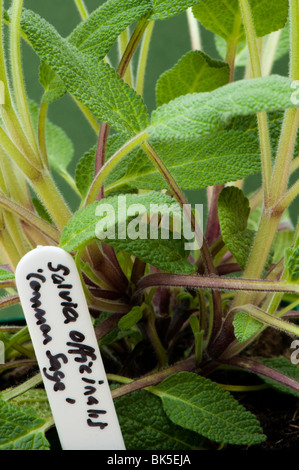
220 356 299 394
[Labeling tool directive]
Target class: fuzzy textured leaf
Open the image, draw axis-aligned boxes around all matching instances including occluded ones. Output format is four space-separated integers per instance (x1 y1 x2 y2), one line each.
150 0 200 20
60 192 195 274
154 372 266 445
156 51 230 107
150 76 297 140
20 9 149 136
115 390 205 450
286 237 299 282
92 129 261 195
193 0 288 41
0 399 50 450
218 187 255 269
233 312 263 342
69 0 152 61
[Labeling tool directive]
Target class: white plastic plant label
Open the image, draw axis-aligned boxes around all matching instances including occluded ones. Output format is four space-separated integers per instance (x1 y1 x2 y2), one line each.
15 246 125 451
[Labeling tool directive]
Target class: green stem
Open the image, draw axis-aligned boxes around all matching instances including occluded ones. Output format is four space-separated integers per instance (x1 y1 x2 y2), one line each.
186 7 201 51
239 0 272 202
0 193 60 243
1 373 42 401
274 178 299 212
74 0 88 20
290 0 299 81
270 107 299 206
118 29 134 88
136 21 155 96
10 0 40 164
144 307 168 368
232 211 281 307
84 131 149 206
0 119 40 181
262 30 282 76
38 101 49 167
33 171 72 230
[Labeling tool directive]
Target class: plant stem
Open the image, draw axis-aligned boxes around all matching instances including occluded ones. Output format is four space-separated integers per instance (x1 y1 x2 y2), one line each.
144 307 168 368
270 108 299 207
38 101 49 167
239 0 272 202
232 211 281 307
118 29 134 88
74 0 88 20
10 0 40 164
85 131 149 206
110 357 196 400
135 272 299 298
221 356 299 394
33 171 72 230
0 373 42 401
136 21 155 96
186 7 201 51
0 193 60 243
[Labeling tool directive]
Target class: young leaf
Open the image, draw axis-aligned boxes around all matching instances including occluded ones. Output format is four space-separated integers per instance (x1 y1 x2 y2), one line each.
0 268 15 281
150 0 200 21
150 75 297 140
156 51 230 107
118 306 144 330
0 399 50 450
20 9 149 136
153 372 266 445
69 0 152 62
286 237 299 282
115 390 206 450
59 192 195 274
193 0 288 41
218 186 255 269
233 311 263 342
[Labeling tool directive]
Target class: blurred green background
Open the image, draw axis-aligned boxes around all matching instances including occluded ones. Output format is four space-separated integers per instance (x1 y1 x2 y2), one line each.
0 1 295 321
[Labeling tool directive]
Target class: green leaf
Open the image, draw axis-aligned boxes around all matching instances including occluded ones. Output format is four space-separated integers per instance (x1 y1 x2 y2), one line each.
103 129 262 193
69 0 152 61
286 240 299 282
75 145 97 197
60 192 195 274
249 0 289 38
233 311 263 342
193 0 288 41
118 306 144 330
154 372 266 445
20 9 149 136
39 61 67 104
261 357 299 398
115 390 206 450
149 76 297 140
193 0 241 42
156 51 230 107
218 187 255 269
0 399 50 450
150 0 200 20
11 390 52 420
0 268 15 281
